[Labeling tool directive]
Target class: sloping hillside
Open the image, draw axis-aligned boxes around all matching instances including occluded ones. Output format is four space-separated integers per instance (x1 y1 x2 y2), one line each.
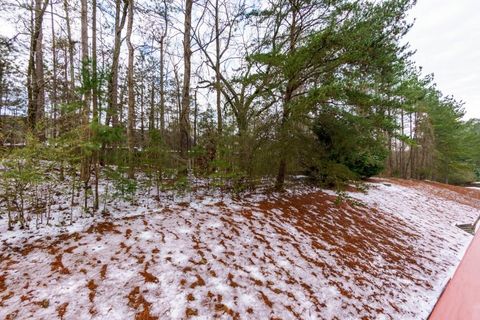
1 179 479 319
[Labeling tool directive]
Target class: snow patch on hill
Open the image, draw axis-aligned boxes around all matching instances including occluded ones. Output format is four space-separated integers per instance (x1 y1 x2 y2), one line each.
1 179 479 319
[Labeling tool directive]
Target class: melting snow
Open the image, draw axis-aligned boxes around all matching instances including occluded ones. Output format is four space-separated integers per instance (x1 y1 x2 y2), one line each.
1 178 479 319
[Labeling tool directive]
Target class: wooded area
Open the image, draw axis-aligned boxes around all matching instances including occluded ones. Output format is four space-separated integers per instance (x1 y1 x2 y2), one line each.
0 0 479 228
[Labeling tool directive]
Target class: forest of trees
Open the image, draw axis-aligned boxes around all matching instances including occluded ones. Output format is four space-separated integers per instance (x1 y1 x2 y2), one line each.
0 0 479 225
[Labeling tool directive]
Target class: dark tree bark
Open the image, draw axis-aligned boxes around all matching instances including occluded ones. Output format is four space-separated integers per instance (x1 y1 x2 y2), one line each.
80 0 91 212
27 0 49 138
159 34 166 135
180 0 192 159
126 0 135 178
159 0 168 135
63 0 75 101
214 0 222 134
107 0 128 127
275 2 299 190
49 0 58 138
92 0 99 210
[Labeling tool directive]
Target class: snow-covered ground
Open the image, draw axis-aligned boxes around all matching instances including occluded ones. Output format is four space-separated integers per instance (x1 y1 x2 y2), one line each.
1 178 479 319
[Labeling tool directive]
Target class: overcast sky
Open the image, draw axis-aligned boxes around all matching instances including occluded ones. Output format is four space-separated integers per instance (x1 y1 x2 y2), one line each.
405 0 480 119
1 0 478 119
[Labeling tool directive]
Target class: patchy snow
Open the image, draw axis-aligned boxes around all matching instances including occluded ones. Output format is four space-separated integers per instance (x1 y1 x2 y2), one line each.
1 178 479 319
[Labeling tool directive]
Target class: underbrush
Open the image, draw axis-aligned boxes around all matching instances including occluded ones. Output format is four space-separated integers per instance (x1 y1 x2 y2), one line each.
0 139 369 233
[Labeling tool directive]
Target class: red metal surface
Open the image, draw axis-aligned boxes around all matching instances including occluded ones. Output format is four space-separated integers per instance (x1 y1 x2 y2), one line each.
429 230 480 320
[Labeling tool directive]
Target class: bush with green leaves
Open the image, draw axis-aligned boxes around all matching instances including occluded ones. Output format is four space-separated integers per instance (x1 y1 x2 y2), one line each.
209 155 248 193
0 136 45 229
306 108 388 186
104 167 137 202
173 175 191 194
140 129 174 198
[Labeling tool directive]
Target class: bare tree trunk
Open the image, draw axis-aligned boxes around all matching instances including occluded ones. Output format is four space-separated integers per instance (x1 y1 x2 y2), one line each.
149 72 155 132
214 0 222 134
63 0 75 101
80 0 91 213
193 90 198 147
80 0 90 114
275 5 298 190
27 0 49 137
180 0 192 160
92 0 99 210
50 0 58 138
400 108 405 178
386 107 393 176
35 0 45 140
119 78 126 123
159 0 168 135
58 44 68 181
173 65 182 138
0 62 4 142
107 0 128 127
126 0 135 179
92 0 98 123
148 35 155 134
408 112 415 178
159 37 166 135
140 82 145 145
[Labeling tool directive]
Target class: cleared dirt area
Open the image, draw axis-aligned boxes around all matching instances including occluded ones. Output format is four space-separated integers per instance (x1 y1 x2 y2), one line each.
1 179 479 319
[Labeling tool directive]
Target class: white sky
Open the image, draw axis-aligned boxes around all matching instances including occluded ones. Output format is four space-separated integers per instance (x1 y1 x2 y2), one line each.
405 0 480 119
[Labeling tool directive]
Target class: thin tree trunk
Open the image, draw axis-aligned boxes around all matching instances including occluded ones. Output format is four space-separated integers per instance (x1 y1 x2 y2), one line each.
149 74 155 132
80 0 91 213
92 0 99 210
50 0 58 138
173 65 182 136
27 4 34 131
140 83 145 145
214 0 222 134
126 0 135 179
159 0 168 135
387 107 393 176
400 108 405 178
409 112 415 178
180 0 192 160
63 0 75 101
148 35 155 134
159 37 166 135
193 90 198 146
119 79 126 123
